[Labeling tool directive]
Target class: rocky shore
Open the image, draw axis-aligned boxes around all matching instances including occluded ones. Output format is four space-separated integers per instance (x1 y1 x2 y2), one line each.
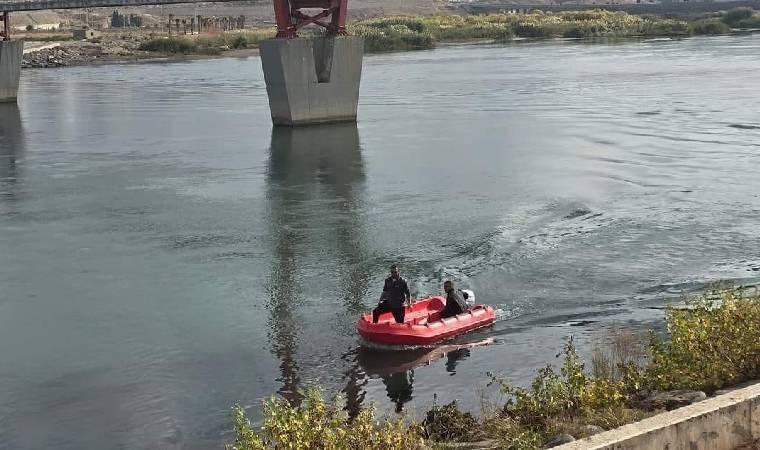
21 33 262 69
22 34 151 69
24 44 97 68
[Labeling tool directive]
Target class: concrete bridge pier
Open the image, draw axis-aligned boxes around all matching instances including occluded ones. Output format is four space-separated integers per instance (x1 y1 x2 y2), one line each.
0 40 23 103
260 36 363 126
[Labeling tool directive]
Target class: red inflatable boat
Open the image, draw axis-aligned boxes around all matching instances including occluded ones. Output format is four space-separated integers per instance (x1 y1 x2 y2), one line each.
357 296 496 346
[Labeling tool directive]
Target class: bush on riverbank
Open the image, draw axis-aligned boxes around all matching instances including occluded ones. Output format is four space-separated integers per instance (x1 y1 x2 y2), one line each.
139 36 211 54
229 287 760 449
350 11 693 51
227 387 425 450
350 20 436 52
138 9 757 56
196 28 276 50
452 287 760 448
721 7 753 26
351 9 760 51
646 288 760 392
139 28 276 55
690 18 732 35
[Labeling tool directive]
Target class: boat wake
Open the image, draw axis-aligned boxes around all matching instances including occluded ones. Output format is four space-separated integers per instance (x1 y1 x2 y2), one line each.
357 336 495 353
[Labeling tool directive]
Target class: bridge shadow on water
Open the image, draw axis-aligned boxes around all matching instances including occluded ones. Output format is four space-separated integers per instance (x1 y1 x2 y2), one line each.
0 103 23 207
265 123 371 405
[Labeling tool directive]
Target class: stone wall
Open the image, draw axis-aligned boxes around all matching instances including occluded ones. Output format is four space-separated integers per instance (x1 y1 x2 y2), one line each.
557 382 760 450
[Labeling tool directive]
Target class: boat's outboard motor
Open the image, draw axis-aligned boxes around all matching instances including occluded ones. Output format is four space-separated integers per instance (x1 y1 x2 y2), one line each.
461 289 475 307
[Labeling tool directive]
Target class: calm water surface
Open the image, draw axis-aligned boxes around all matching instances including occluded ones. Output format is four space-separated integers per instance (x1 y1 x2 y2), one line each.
1 35 760 449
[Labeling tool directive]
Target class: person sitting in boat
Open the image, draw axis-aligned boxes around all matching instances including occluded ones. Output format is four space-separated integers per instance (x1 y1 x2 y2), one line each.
440 280 469 319
372 264 411 324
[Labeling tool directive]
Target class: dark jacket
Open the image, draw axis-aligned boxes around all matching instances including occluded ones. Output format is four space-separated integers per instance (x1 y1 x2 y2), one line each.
381 276 410 308
445 289 468 314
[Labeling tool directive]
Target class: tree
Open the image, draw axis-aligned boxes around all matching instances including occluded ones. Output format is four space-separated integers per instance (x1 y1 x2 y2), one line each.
111 10 124 28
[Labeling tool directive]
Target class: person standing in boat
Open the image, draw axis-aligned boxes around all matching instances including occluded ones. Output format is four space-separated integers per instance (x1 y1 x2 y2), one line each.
372 264 411 324
440 280 468 319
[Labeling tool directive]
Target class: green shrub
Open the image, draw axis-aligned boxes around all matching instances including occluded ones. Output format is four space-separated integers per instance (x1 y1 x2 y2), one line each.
736 14 760 28
479 416 542 450
642 19 691 36
139 36 198 53
514 23 554 38
591 329 648 382
140 28 275 55
215 29 275 48
229 35 248 49
352 23 435 52
721 7 754 26
492 338 626 428
366 17 428 33
350 11 694 51
423 400 479 441
690 18 731 35
645 289 760 392
227 387 425 450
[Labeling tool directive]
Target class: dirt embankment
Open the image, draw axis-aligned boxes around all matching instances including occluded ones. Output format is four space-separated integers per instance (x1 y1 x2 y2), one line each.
20 31 261 68
22 34 149 68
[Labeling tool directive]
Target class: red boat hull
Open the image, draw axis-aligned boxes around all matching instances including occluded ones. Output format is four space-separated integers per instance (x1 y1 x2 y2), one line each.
356 296 495 346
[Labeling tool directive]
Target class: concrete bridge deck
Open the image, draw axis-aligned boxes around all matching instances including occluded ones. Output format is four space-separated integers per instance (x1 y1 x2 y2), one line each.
0 0 242 12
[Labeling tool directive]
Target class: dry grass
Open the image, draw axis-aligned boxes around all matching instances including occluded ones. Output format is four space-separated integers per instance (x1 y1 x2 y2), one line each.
591 328 649 381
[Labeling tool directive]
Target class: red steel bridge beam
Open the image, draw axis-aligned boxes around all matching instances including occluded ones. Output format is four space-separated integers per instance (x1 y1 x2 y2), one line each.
273 0 348 38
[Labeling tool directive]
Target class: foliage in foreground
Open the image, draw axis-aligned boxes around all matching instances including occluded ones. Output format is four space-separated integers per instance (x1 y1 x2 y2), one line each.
475 338 641 448
227 387 425 450
423 400 479 441
647 288 760 392
475 288 760 448
229 288 760 449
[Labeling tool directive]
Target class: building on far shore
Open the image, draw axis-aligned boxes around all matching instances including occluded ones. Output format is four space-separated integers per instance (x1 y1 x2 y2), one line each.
72 28 102 40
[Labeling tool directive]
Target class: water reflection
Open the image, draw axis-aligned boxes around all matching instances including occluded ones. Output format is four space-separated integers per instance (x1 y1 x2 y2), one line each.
266 124 368 404
355 340 482 413
444 348 470 375
0 104 23 204
382 371 414 413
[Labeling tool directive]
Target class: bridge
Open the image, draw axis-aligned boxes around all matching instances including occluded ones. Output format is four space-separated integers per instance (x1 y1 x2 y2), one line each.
0 0 241 12
0 0 362 125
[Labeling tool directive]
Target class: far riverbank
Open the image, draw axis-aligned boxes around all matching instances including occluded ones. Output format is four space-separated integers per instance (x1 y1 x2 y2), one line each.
20 30 262 69
18 7 760 69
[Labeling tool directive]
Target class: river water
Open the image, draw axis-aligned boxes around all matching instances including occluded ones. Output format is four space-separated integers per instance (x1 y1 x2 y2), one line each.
1 35 759 449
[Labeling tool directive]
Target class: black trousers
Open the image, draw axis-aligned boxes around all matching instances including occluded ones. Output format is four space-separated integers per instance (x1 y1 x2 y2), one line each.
440 302 464 319
372 303 405 324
